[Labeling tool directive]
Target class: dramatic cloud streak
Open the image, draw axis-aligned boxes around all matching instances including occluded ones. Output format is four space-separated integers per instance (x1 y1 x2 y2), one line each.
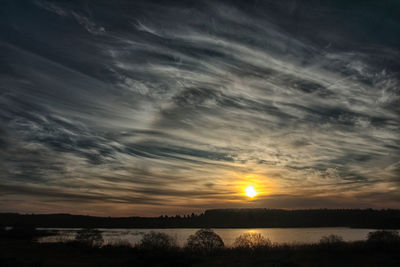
1 0 399 216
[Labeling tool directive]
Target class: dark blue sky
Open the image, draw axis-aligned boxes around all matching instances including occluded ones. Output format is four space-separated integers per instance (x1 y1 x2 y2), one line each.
1 0 399 216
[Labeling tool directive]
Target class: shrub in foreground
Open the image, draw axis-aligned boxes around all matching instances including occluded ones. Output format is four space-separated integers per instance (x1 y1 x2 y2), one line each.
319 234 344 245
186 229 224 253
233 232 272 249
139 231 178 250
4 225 39 240
367 230 400 243
105 239 132 248
75 228 104 247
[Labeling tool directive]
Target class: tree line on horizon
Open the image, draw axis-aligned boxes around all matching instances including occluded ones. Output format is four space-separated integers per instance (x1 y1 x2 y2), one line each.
1 208 400 229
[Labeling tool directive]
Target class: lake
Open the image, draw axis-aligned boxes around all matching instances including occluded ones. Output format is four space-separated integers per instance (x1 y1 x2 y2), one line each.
38 227 380 246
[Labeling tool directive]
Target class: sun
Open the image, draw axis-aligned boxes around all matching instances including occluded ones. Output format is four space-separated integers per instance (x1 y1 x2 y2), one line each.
244 186 258 198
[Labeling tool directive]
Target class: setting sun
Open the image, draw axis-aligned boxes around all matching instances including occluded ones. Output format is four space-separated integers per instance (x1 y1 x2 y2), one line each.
245 186 258 198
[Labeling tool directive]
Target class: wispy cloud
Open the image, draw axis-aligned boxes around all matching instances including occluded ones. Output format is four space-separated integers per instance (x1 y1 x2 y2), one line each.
0 0 399 215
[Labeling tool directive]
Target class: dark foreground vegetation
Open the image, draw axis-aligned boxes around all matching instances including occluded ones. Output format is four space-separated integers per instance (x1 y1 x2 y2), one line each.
1 226 400 266
2 208 400 228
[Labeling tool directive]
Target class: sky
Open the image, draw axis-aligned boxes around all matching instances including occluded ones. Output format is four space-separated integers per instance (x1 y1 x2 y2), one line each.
0 0 399 216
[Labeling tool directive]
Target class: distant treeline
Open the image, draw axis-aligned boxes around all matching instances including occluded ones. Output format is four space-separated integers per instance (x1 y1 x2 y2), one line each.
1 209 400 229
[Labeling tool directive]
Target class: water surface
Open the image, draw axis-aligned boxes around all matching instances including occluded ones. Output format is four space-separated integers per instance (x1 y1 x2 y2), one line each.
38 227 379 246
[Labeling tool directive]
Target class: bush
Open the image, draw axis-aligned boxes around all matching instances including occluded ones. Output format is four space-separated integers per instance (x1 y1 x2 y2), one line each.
138 231 177 250
233 233 271 249
5 225 39 240
367 230 400 243
75 228 104 247
186 229 224 253
319 234 344 244
0 226 6 236
106 239 132 248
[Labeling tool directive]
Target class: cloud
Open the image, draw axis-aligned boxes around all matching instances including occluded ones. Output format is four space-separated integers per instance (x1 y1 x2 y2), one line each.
0 0 399 215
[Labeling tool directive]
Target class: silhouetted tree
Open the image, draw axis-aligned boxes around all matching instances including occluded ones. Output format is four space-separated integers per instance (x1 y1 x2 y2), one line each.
75 228 103 246
138 231 177 250
233 232 272 249
319 234 344 244
367 230 400 243
6 225 39 240
0 226 6 236
186 229 224 253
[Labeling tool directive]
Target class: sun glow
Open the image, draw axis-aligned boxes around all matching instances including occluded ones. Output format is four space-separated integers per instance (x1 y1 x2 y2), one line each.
244 186 258 198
